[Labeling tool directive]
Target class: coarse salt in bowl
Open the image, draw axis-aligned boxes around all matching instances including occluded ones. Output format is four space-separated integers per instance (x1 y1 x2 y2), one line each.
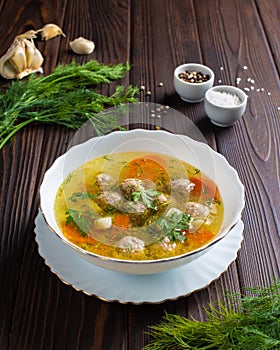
204 85 247 127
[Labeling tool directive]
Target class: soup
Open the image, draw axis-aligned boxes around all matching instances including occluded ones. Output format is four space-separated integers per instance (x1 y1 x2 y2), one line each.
54 152 224 260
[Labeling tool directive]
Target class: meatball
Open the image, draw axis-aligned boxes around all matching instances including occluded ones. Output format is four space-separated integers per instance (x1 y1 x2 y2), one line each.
123 200 147 215
95 191 122 211
185 202 210 219
121 200 149 227
95 173 114 190
171 179 195 197
120 178 144 197
118 236 145 252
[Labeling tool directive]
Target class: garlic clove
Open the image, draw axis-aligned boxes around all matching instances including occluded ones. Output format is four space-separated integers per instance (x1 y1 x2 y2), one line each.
0 39 24 78
38 23 65 41
24 39 44 70
24 38 36 68
0 60 17 79
69 37 95 55
9 43 27 74
28 48 44 70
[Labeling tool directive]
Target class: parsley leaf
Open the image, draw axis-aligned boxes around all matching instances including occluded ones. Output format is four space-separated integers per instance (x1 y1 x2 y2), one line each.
65 208 95 237
167 213 191 242
68 192 96 203
149 210 191 243
131 188 161 209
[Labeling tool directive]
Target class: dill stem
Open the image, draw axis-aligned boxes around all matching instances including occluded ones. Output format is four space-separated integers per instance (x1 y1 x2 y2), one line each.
0 119 34 149
34 73 84 87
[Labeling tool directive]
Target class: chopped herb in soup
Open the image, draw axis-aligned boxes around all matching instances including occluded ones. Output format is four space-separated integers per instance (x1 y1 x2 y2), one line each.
54 152 224 260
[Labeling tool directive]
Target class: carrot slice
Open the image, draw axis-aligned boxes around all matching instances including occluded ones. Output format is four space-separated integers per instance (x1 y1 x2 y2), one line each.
113 213 130 228
62 224 96 244
189 176 220 201
188 228 216 247
144 154 167 168
119 156 169 184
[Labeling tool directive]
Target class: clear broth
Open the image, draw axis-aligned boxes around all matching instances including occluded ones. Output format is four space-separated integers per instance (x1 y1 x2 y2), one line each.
54 152 224 260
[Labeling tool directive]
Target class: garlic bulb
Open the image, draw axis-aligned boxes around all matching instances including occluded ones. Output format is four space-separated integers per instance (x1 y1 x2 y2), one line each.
38 23 65 41
0 30 43 79
70 37 95 55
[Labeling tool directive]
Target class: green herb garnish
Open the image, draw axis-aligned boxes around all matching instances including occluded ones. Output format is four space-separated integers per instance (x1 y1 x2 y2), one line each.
103 155 114 161
68 192 96 203
132 188 161 209
164 212 190 242
65 208 95 237
150 211 190 242
145 280 280 349
167 213 190 242
0 60 139 149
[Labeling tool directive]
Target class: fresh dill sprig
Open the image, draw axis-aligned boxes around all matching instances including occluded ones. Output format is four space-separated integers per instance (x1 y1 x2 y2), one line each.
0 60 139 149
145 280 280 350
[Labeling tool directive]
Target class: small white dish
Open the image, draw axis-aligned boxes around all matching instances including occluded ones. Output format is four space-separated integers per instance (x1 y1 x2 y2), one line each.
174 63 214 103
35 210 244 304
204 85 247 127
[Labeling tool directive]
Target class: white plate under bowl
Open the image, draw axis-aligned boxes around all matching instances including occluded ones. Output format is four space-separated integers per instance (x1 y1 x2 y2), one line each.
35 210 244 304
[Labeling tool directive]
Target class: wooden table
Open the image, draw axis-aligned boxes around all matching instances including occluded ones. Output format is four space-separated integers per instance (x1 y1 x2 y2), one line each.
0 1 279 349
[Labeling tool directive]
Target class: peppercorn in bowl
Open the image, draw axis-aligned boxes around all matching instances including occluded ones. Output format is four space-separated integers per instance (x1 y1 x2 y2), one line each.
40 129 244 275
174 63 215 103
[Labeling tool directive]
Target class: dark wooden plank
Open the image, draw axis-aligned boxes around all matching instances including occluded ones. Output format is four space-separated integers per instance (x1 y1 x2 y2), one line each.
0 0 279 349
194 0 280 289
0 126 74 349
126 0 279 345
0 0 133 349
256 0 280 72
129 0 219 151
57 0 132 100
123 1 242 345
